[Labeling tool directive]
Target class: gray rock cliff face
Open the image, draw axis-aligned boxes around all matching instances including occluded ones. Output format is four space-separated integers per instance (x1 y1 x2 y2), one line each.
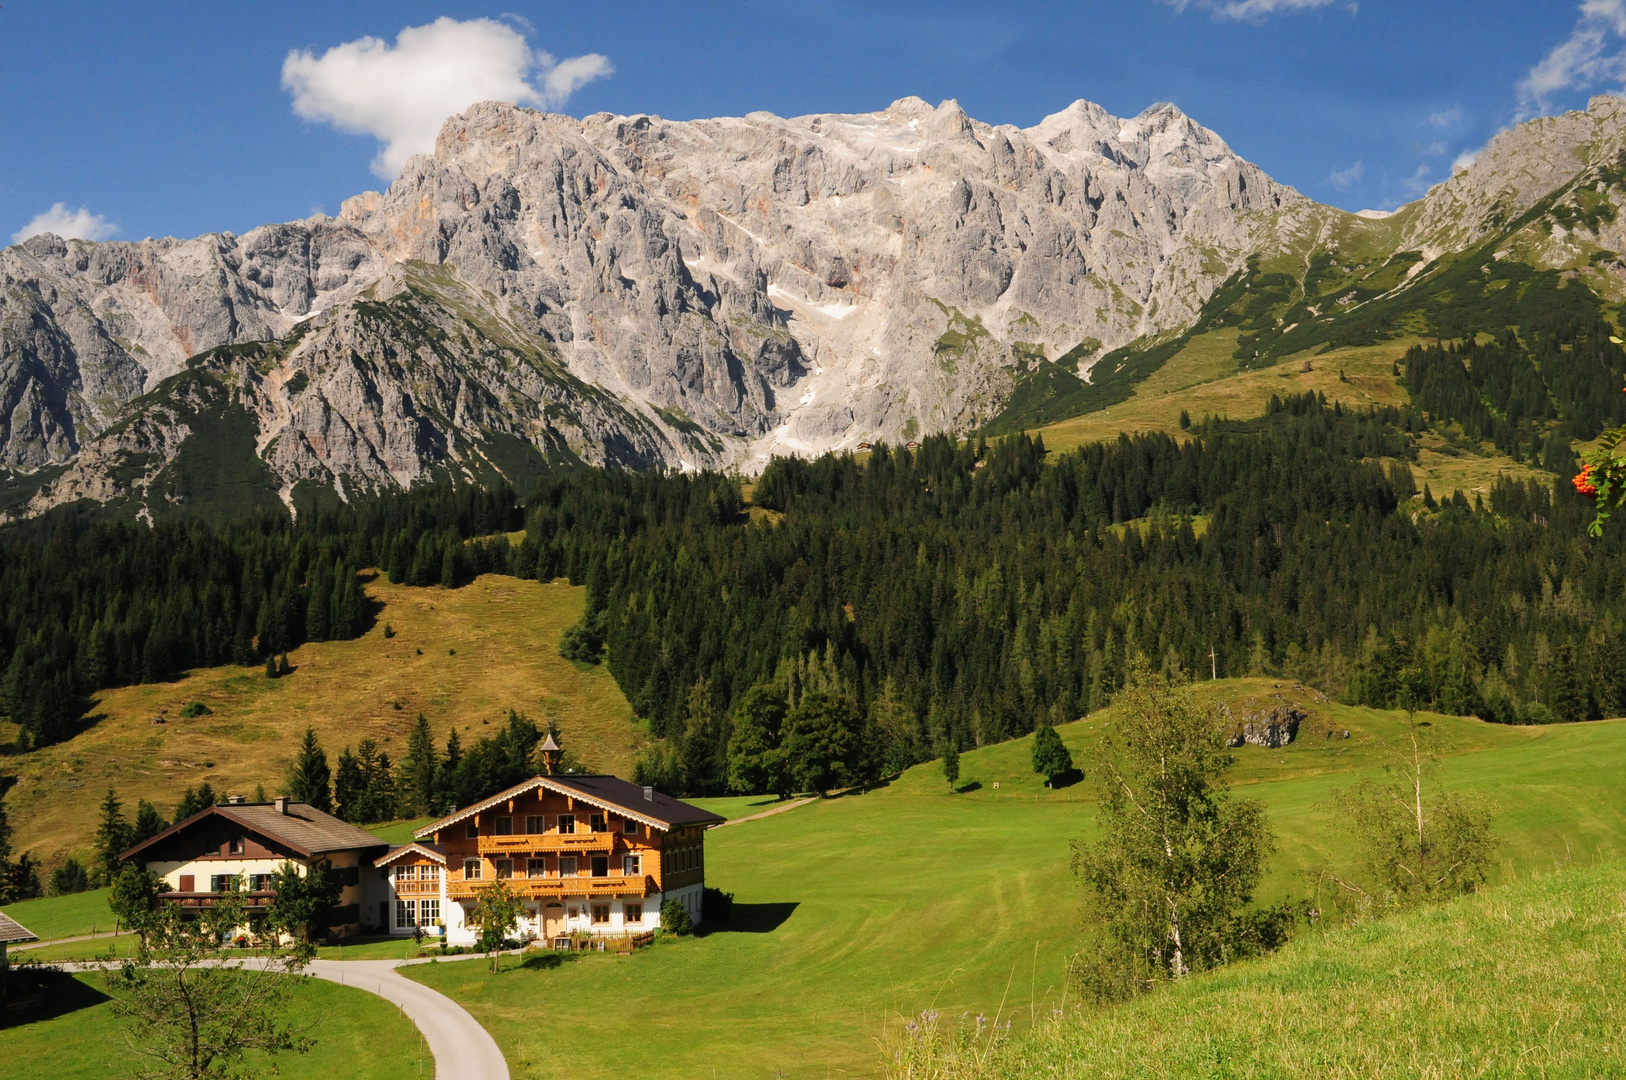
5 95 1624 519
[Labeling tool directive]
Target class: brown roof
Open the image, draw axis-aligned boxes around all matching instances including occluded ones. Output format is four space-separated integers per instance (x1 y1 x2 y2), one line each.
415 774 725 840
0 912 38 944
374 842 447 868
122 801 389 862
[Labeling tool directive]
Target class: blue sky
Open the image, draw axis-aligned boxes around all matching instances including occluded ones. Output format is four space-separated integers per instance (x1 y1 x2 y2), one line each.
1 1 1621 244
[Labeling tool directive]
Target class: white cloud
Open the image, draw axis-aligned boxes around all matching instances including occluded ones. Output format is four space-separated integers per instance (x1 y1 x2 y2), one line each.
1325 161 1363 189
11 203 119 245
1452 147 1482 173
1166 0 1343 20
1403 163 1435 196
1517 0 1626 119
282 17 612 180
1425 105 1463 129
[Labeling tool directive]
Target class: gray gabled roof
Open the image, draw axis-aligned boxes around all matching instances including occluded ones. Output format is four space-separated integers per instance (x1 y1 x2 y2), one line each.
122 801 389 862
414 774 724 840
0 912 38 944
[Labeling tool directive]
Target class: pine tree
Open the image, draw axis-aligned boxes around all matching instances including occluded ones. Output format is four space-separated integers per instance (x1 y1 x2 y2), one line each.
333 746 364 822
1031 722 1074 787
402 714 439 817
286 727 332 813
92 786 132 885
132 800 167 845
277 653 292 676
264 654 278 680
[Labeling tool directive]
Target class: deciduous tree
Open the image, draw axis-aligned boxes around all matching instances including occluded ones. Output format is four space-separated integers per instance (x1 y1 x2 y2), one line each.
473 879 527 972
1323 714 1496 916
1071 663 1277 999
107 889 314 1078
726 685 788 797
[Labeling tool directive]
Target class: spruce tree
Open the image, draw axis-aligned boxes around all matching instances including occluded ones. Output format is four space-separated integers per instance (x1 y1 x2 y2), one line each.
942 743 960 791
92 786 132 884
286 727 332 813
1031 722 1074 787
402 714 439 817
132 799 167 845
333 746 364 822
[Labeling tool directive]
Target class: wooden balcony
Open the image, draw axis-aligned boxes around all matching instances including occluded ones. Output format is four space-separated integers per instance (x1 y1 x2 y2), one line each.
393 879 441 895
476 832 616 855
446 874 650 901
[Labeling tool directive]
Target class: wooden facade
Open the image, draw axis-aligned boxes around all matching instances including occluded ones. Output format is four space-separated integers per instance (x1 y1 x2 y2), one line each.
411 774 724 945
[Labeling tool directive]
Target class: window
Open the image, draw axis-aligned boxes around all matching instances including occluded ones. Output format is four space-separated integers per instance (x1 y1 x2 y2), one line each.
590 856 609 878
421 899 440 924
591 903 610 925
397 899 416 928
558 814 575 835
229 837 246 855
426 864 439 880
527 858 547 878
466 822 479 839
624 903 642 924
496 816 513 836
464 859 483 880
589 813 607 833
250 874 273 892
395 865 414 882
495 859 513 880
559 856 577 878
623 855 641 877
526 815 545 834
622 817 638 835
211 874 235 892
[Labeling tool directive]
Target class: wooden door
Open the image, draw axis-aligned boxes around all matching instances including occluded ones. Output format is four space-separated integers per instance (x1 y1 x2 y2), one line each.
543 903 566 941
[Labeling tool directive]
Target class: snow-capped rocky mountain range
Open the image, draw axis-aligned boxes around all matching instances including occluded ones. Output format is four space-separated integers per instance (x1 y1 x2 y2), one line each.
4 93 1626 520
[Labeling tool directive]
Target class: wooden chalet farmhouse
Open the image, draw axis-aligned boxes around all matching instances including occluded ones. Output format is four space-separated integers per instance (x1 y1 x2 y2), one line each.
120 795 386 935
384 751 724 945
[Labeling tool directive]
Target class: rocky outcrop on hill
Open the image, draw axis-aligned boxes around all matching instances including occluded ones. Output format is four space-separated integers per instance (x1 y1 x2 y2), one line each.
1223 704 1306 749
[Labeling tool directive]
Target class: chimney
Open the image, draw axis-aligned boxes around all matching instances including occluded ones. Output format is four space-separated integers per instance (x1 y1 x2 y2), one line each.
227 794 245 805
274 797 290 815
643 786 654 801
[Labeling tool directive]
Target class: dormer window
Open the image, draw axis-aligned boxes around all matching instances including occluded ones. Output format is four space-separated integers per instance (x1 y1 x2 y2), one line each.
229 837 245 855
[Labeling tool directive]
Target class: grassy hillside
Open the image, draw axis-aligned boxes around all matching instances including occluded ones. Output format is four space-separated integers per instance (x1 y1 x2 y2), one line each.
912 859 1626 1078
1 972 430 1080
1028 329 1552 499
407 687 1626 1080
0 574 643 867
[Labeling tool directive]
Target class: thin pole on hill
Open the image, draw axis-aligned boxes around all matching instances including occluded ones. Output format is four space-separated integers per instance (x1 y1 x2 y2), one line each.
1210 646 1217 680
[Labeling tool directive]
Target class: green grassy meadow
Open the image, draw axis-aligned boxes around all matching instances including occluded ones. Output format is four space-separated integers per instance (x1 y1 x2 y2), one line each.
406 689 1626 1079
929 860 1626 1078
0 889 115 942
1 972 430 1080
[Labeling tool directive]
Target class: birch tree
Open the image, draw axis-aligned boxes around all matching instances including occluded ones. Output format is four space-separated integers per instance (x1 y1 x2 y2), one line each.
1071 662 1276 999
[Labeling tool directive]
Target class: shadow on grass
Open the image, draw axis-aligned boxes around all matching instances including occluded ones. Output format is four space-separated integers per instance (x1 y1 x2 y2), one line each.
1045 768 1085 790
703 901 799 935
3 969 110 1026
518 953 569 971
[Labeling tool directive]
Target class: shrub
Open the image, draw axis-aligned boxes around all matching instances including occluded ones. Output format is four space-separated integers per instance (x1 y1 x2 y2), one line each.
660 897 693 936
179 702 212 718
51 856 92 895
